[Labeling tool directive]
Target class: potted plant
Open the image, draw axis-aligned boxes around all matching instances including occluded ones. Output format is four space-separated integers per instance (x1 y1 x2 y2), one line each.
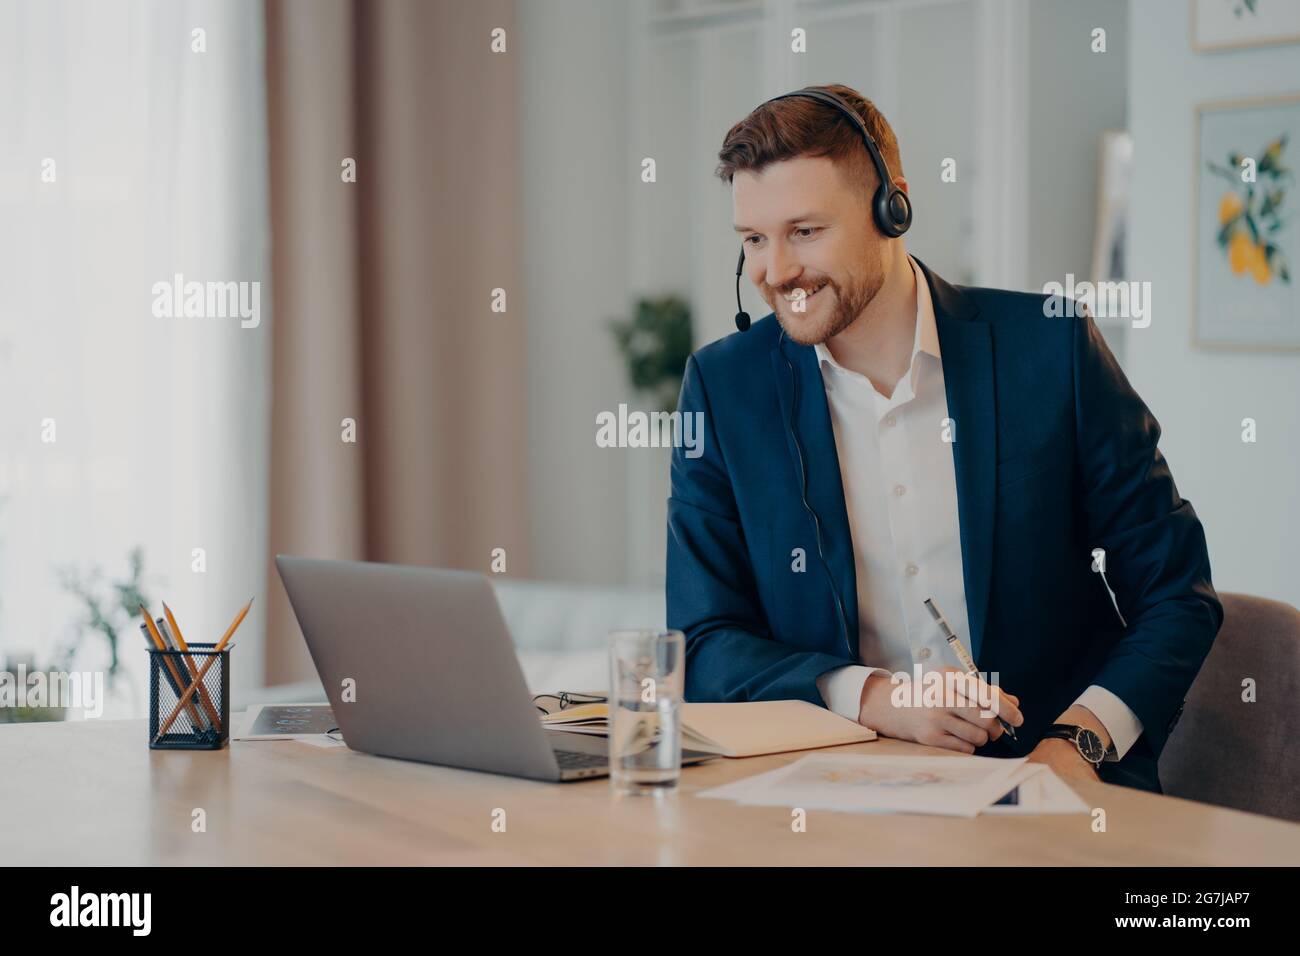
609 295 693 414
0 547 153 722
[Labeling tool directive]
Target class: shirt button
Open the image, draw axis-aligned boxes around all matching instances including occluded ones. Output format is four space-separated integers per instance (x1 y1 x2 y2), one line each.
892 483 906 497
917 647 932 661
883 414 897 427
905 562 919 576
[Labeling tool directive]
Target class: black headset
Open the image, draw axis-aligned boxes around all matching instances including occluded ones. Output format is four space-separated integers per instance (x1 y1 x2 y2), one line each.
778 324 855 662
734 87 911 333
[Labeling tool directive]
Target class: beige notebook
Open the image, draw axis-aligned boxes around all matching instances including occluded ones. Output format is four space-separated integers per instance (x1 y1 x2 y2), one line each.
541 699 875 757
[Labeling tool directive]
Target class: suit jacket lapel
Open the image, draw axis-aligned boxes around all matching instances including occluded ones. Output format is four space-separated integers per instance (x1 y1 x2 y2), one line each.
915 257 995 664
770 338 860 662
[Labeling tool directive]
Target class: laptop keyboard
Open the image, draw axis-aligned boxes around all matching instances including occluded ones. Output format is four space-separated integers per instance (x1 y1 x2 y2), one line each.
554 749 608 769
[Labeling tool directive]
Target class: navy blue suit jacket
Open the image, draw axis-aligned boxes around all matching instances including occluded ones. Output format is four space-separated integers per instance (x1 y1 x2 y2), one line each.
666 258 1223 792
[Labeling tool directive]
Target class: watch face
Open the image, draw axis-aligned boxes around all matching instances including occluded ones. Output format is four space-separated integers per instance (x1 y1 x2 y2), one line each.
1077 728 1106 764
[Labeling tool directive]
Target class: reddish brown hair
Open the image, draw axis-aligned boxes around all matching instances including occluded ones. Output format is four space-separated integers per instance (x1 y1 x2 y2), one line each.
714 83 903 193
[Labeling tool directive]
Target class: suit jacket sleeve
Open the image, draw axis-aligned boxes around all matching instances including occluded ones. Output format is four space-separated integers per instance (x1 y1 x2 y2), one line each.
1072 311 1223 756
667 354 852 705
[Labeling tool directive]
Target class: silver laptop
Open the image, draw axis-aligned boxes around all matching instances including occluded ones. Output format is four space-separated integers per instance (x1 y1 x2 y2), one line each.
275 555 714 782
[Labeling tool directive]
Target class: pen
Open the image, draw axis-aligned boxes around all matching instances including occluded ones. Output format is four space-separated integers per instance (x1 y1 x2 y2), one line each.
922 597 1018 742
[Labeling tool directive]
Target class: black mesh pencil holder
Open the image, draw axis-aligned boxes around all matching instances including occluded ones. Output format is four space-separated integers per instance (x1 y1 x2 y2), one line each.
148 643 232 750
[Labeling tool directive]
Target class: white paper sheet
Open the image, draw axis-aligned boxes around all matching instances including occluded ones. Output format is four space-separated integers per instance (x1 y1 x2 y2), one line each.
698 754 1037 817
981 764 1091 814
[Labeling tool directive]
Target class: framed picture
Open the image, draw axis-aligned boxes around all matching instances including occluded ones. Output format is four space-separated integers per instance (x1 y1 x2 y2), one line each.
1193 94 1299 350
1192 0 1300 52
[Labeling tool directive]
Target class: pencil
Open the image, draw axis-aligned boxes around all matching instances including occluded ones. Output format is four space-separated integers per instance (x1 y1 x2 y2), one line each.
163 601 223 732
140 605 209 734
215 597 253 649
153 598 252 743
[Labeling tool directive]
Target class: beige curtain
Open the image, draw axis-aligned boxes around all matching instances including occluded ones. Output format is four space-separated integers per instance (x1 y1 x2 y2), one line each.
264 0 528 684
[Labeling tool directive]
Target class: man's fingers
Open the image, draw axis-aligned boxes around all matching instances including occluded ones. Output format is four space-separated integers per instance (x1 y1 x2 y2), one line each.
939 670 1023 725
923 727 977 754
985 695 1023 726
939 732 976 754
931 667 1024 728
950 688 1022 729
943 714 990 748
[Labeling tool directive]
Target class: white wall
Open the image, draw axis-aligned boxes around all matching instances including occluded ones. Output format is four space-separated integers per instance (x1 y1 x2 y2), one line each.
1126 0 1300 610
520 0 631 585
1027 0 1128 290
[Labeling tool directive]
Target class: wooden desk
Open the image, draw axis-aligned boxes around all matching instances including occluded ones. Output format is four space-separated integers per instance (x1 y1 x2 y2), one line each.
4 717 1298 865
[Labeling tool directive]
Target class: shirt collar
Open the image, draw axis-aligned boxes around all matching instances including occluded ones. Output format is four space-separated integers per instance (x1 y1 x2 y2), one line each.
814 255 940 394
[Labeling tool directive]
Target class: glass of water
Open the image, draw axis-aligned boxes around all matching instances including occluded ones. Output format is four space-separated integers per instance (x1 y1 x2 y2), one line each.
608 629 684 796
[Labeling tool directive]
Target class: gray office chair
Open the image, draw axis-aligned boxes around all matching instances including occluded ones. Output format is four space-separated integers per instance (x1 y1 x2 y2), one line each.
1159 593 1300 822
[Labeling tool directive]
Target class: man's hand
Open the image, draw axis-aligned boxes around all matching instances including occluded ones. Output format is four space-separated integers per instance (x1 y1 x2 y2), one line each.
1027 703 1111 784
858 666 1024 753
1027 738 1101 784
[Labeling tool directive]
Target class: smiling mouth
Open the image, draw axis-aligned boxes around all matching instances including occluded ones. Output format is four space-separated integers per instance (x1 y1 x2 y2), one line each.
784 282 828 307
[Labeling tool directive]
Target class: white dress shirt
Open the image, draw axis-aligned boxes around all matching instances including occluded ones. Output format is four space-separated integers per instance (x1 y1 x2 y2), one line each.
812 255 1143 760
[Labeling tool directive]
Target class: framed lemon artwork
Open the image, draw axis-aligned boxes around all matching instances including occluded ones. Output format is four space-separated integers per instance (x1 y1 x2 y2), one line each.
1194 93 1300 350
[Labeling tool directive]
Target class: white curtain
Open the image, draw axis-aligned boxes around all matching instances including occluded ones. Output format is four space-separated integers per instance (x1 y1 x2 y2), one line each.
0 0 269 716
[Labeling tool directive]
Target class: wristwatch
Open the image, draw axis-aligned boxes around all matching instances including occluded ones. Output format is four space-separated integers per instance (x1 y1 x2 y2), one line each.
1041 723 1113 769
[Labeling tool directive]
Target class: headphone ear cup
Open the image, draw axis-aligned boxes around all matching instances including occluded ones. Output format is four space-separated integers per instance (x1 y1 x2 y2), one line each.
873 185 912 238
889 188 912 233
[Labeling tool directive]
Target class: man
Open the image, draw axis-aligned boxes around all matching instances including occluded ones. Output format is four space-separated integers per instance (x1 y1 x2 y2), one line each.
665 84 1222 793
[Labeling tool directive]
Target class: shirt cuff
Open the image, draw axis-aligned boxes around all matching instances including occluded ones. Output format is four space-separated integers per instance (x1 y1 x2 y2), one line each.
1074 684 1144 761
816 665 893 723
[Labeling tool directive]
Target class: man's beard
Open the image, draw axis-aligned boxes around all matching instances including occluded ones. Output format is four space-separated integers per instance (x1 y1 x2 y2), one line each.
767 267 885 346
